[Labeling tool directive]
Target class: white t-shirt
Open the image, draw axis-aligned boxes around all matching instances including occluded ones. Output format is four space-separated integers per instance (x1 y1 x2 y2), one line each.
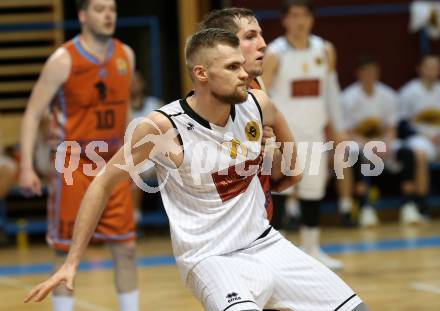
342 82 397 137
398 79 440 136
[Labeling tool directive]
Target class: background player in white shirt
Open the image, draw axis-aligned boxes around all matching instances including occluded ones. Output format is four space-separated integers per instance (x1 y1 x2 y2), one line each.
25 28 367 311
342 56 426 226
399 54 440 162
262 0 346 269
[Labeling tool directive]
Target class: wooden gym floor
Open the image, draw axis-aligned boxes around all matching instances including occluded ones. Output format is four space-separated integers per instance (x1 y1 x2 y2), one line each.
1 221 439 310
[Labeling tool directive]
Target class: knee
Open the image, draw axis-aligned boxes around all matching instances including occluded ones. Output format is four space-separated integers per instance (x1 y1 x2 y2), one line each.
110 241 137 263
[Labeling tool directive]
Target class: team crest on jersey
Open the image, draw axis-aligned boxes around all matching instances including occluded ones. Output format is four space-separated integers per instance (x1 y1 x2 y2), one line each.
245 120 260 142
222 138 248 159
116 58 128 75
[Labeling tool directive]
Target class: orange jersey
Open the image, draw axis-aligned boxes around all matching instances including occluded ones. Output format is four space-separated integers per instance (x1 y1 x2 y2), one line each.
250 78 274 221
46 37 135 251
50 36 131 160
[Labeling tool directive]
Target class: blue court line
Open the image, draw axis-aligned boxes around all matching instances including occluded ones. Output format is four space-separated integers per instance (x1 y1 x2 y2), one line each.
0 236 439 277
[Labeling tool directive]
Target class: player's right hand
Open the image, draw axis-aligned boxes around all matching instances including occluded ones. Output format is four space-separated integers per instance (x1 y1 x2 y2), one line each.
19 169 42 196
24 263 76 303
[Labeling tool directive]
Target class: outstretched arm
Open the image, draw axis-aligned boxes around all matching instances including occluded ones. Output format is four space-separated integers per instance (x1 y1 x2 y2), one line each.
24 112 177 303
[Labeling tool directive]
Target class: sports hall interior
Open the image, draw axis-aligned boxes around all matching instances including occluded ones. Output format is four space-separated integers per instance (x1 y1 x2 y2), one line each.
0 0 439 310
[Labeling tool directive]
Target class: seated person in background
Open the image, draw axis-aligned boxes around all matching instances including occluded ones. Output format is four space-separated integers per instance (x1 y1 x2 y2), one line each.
399 55 440 160
398 55 440 217
343 56 427 226
0 126 17 199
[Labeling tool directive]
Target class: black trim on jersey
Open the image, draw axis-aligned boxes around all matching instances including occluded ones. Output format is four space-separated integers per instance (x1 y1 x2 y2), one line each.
169 112 184 117
256 226 272 240
230 103 236 121
179 90 236 129
223 300 258 311
248 91 263 125
154 109 184 148
334 294 357 311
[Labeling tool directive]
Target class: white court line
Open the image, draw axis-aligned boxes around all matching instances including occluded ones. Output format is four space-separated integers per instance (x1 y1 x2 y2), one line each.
410 282 440 294
0 276 113 311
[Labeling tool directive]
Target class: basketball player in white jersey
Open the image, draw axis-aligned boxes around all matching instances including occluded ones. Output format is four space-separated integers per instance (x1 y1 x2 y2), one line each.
25 29 367 311
343 56 427 226
262 0 346 269
199 7 290 224
399 54 440 162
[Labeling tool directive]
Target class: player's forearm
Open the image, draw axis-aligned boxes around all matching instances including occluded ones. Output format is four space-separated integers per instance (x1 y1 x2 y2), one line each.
326 72 344 133
278 141 302 186
65 180 111 266
20 111 41 170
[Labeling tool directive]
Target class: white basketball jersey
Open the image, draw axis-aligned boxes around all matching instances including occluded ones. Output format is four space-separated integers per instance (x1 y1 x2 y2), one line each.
268 35 328 138
399 79 440 135
155 92 270 282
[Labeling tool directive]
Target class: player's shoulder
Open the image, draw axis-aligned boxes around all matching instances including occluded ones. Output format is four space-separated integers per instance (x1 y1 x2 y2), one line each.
42 47 71 81
248 89 274 122
343 82 360 97
267 36 289 54
323 39 335 54
47 47 71 68
399 79 419 94
120 42 134 57
248 88 269 104
377 82 396 97
142 102 179 134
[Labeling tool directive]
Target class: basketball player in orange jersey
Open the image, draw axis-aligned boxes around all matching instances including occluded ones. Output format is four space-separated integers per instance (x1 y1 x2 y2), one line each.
200 8 295 222
19 1 138 310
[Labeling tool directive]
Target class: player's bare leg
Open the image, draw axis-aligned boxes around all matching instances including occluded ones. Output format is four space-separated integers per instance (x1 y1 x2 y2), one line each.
336 164 356 227
109 240 139 311
414 149 430 217
397 147 425 225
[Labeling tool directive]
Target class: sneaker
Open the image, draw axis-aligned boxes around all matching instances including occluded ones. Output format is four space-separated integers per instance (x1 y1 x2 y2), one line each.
400 202 425 225
359 206 379 228
316 249 343 270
